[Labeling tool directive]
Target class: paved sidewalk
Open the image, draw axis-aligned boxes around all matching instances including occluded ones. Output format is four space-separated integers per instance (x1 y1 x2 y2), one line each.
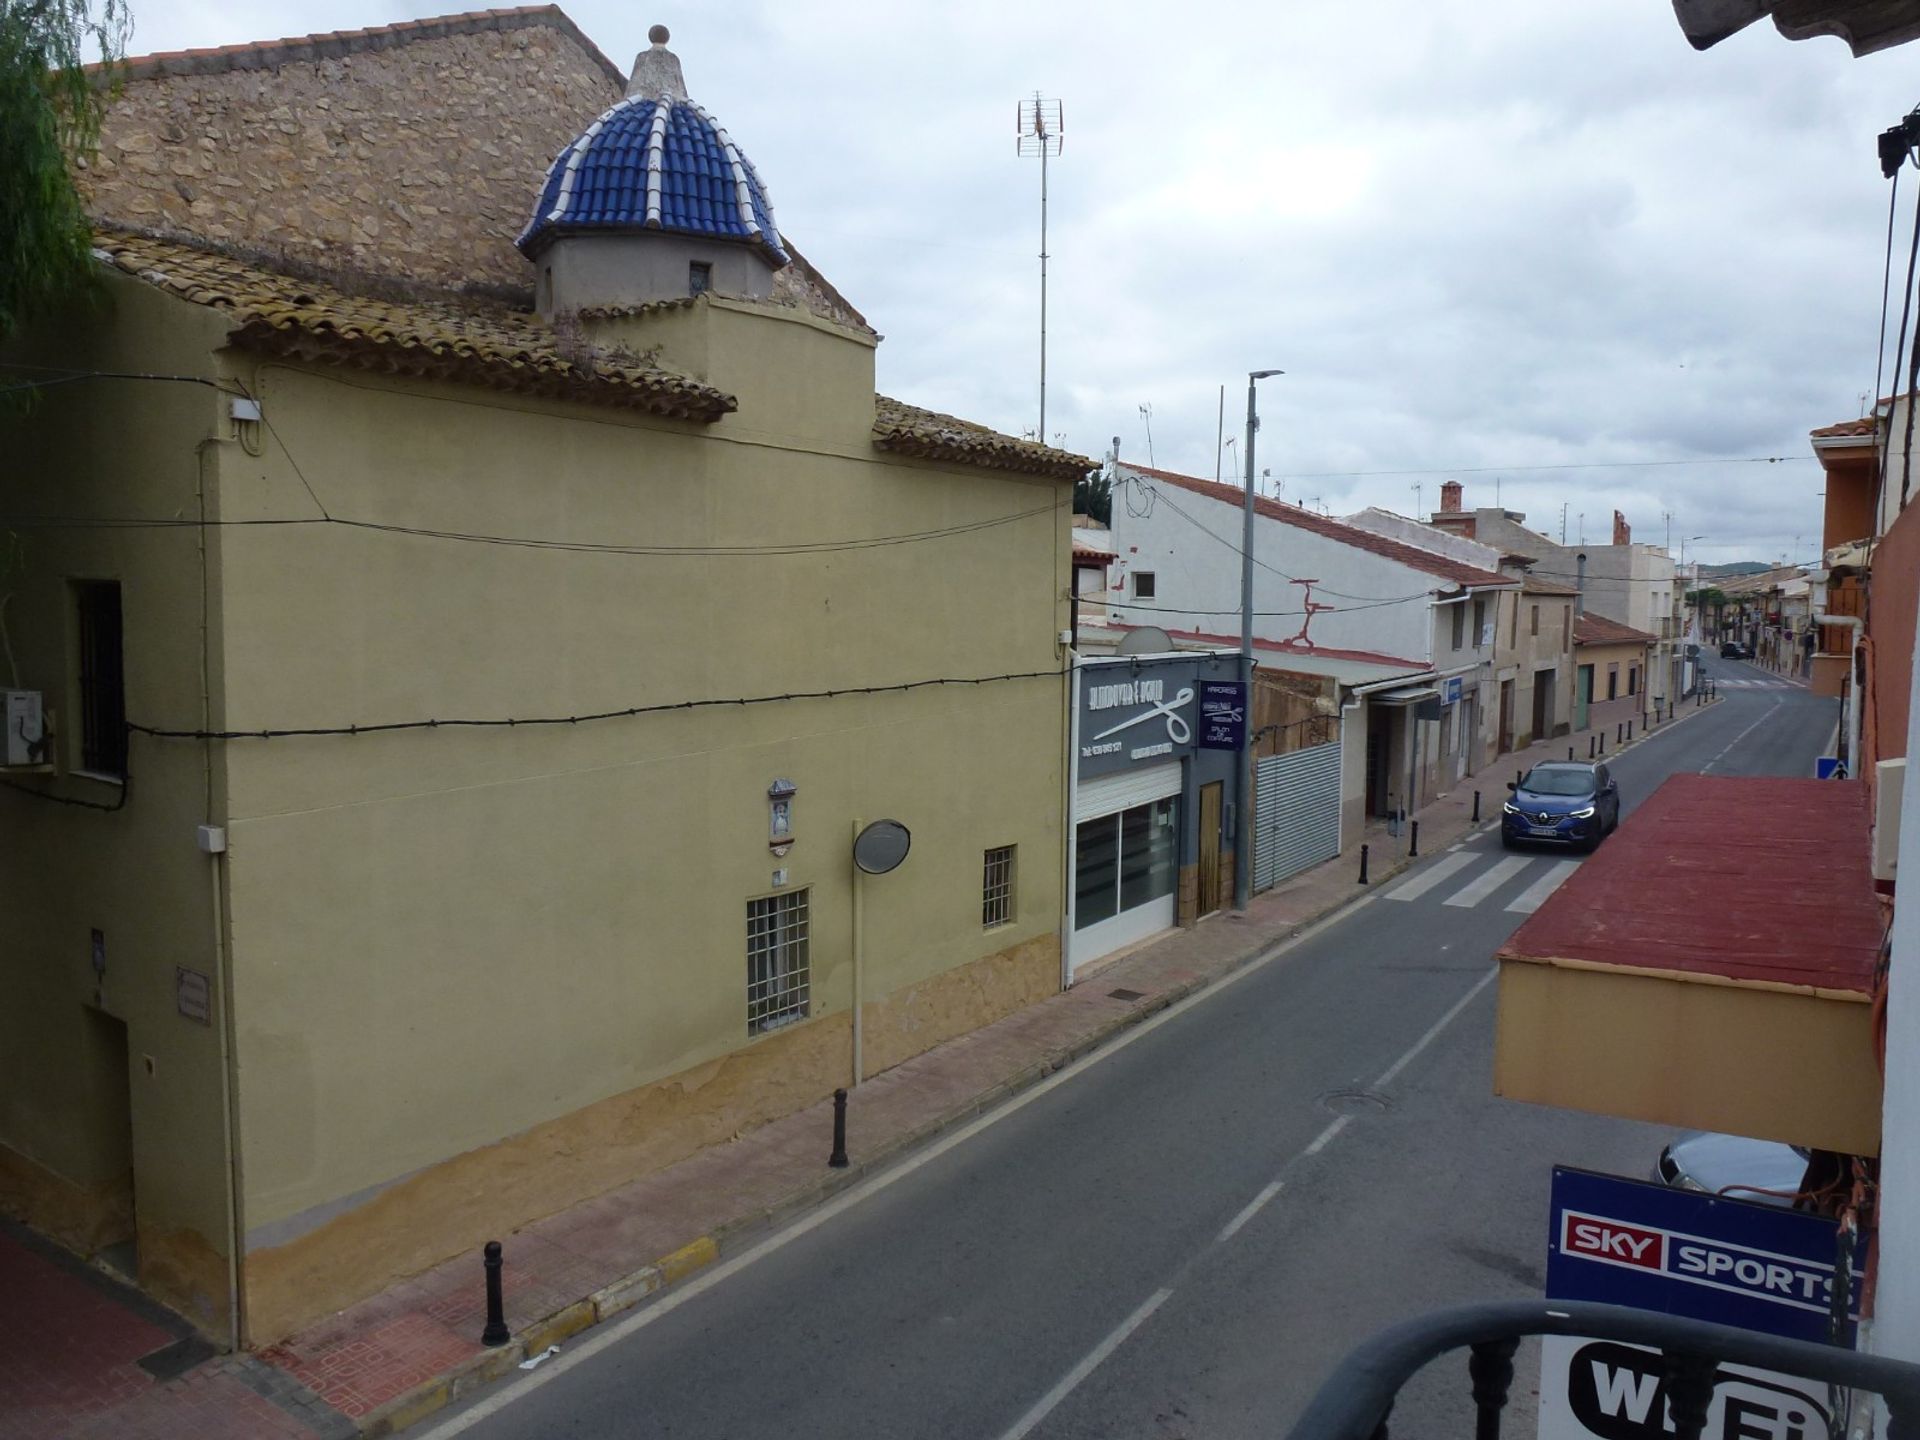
0 1221 351 1440
7 692 1721 1439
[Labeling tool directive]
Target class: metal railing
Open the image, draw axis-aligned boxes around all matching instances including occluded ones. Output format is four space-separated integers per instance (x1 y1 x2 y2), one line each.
1285 1301 1920 1440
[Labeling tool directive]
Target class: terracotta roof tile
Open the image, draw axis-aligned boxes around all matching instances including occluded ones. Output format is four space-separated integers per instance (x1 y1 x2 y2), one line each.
1522 576 1580 596
1574 612 1658 647
95 231 734 420
1810 416 1877 439
1126 464 1518 589
1109 623 1425 670
873 397 1092 481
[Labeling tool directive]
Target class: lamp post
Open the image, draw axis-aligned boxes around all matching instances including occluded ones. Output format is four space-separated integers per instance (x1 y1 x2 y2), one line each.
1236 368 1283 912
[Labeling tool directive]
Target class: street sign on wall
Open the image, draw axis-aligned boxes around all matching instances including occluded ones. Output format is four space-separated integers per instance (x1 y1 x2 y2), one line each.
1538 1167 1858 1440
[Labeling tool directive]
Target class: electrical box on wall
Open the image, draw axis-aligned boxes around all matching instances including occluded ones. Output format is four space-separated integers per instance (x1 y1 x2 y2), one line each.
3 690 46 767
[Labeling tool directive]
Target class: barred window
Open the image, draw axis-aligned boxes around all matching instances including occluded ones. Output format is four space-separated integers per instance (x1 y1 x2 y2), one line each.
982 845 1015 928
746 890 810 1036
75 580 126 779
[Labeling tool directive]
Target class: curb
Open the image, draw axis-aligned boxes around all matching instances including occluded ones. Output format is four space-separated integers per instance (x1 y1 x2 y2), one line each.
353 693 1727 1436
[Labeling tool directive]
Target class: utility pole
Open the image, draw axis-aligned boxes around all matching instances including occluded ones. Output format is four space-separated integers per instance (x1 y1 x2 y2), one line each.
1016 95 1062 441
1412 481 1423 517
1238 369 1283 914
1560 502 1568 544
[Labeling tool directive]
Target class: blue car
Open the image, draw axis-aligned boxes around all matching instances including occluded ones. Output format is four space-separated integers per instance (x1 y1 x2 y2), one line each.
1501 760 1620 852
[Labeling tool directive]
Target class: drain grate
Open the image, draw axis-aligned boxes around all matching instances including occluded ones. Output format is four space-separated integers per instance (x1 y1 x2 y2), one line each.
1107 988 1146 1002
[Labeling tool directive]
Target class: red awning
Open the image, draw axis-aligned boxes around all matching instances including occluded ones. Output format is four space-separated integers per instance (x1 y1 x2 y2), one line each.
1498 773 1882 993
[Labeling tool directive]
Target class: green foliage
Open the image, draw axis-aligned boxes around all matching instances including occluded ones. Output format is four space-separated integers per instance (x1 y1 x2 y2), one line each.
0 0 129 337
1074 469 1111 526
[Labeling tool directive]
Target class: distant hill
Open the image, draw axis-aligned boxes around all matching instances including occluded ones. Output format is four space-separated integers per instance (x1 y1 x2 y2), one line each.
1698 561 1769 579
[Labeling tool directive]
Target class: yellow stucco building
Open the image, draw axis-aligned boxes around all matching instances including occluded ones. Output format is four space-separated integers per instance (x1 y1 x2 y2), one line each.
0 10 1084 1345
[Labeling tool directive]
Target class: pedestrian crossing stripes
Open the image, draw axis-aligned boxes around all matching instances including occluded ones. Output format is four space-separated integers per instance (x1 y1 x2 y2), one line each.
1505 860 1581 914
1442 856 1531 908
1384 850 1583 912
1712 678 1796 689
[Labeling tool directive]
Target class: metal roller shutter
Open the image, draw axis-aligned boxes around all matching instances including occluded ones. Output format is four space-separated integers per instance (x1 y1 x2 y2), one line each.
1073 760 1183 824
1253 740 1342 892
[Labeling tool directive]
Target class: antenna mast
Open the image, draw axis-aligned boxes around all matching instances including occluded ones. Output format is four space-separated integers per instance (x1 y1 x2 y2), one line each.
1016 94 1064 441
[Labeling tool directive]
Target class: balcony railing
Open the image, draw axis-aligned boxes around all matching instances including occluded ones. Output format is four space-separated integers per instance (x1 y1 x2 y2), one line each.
1286 1300 1920 1440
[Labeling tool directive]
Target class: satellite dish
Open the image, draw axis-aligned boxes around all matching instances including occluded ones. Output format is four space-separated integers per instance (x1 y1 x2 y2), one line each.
853 820 911 875
1116 625 1175 655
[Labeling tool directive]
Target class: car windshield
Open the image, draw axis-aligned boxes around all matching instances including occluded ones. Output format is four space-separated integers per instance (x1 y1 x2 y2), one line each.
1523 768 1593 796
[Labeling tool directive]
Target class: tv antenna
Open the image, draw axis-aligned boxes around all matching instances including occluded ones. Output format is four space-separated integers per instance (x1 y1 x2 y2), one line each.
1016 94 1063 441
1138 403 1155 468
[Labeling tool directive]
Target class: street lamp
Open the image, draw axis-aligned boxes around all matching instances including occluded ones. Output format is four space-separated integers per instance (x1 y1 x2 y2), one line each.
1236 368 1283 913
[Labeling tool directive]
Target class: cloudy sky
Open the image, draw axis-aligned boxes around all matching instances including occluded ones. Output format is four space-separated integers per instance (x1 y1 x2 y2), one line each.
123 0 1920 565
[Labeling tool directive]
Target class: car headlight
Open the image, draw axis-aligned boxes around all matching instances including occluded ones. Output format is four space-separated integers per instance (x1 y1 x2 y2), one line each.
1502 802 1520 816
1570 805 1596 819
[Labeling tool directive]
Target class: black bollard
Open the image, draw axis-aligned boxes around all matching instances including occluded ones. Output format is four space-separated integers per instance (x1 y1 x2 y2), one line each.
1358 843 1370 885
1599 731 1606 755
1472 790 1481 822
482 1241 509 1347
1616 722 1624 744
1627 721 1634 741
1589 734 1596 759
1410 820 1419 858
829 1087 849 1169
1568 745 1575 761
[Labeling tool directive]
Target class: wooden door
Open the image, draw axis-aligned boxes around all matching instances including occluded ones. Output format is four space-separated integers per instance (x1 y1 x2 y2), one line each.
1198 781 1223 917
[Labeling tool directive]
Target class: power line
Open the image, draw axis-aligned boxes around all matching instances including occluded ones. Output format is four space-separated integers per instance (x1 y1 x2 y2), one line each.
1271 456 1814 481
1124 475 1490 604
128 667 1066 741
0 501 1065 557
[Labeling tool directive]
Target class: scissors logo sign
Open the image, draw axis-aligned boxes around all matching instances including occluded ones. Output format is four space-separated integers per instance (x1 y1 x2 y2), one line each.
1082 676 1198 762
1092 686 1195 746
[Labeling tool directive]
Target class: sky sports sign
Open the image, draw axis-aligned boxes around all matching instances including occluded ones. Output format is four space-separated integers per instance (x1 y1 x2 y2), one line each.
1547 1167 1858 1344
1538 1168 1859 1440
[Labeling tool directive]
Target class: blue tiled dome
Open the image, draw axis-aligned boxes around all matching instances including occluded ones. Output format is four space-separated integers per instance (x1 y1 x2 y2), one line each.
518 94 788 267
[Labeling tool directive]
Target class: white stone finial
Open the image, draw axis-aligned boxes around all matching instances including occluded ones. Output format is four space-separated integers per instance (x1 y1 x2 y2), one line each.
627 25 687 100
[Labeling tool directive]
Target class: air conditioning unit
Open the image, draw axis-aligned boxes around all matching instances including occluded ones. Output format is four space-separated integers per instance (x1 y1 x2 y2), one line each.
1876 757 1906 885
3 690 45 767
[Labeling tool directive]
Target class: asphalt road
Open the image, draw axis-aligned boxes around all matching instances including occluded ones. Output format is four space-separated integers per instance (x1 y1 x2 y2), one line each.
431 666 1837 1440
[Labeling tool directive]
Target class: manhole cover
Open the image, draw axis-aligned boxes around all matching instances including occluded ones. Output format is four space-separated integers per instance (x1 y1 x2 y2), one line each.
1318 1087 1393 1114
1107 988 1145 1002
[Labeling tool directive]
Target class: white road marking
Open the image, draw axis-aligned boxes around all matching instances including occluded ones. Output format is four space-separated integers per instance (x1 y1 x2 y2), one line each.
1702 698 1785 773
1383 850 1477 902
1372 968 1498 1089
1442 856 1532 908
418 872 1380 1437
996 1288 1175 1440
1302 1115 1349 1156
1505 860 1581 914
1216 1180 1285 1244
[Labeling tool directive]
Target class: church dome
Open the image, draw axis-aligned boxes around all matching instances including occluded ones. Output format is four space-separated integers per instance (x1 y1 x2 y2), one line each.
517 27 787 268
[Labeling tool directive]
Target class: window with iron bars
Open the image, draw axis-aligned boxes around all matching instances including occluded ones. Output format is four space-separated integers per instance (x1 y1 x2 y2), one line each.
982 845 1015 928
74 580 127 779
746 890 810 1036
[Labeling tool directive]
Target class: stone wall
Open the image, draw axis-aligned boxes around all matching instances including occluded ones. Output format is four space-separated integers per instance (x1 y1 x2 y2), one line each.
84 17 617 297
79 10 870 331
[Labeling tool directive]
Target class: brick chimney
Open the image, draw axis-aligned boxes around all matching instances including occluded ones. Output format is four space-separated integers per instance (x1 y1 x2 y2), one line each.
1612 510 1630 545
1439 480 1463 513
